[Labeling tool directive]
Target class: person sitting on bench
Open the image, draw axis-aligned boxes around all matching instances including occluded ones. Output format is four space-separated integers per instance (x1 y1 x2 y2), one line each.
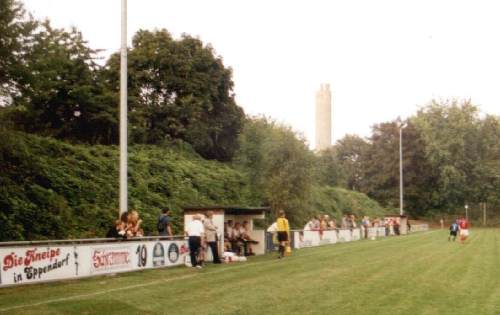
240 221 259 256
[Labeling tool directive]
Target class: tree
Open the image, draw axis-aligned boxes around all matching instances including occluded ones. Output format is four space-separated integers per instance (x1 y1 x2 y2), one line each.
235 117 314 221
333 135 369 190
314 147 347 188
360 121 401 208
413 100 477 210
474 115 500 206
14 21 117 144
0 0 36 104
103 29 244 161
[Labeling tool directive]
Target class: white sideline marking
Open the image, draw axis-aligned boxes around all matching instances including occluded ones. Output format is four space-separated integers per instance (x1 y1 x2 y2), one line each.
0 252 310 312
0 231 435 312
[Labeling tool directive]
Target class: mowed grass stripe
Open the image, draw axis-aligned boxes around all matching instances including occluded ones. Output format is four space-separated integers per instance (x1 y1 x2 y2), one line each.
51 232 442 315
3 230 499 315
0 231 437 314
0 230 436 310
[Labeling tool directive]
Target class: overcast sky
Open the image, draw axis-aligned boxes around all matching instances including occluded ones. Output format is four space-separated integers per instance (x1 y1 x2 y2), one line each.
23 0 500 147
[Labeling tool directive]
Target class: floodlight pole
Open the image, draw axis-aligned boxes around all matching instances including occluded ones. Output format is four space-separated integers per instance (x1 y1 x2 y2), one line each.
399 124 405 216
119 0 128 216
483 203 486 226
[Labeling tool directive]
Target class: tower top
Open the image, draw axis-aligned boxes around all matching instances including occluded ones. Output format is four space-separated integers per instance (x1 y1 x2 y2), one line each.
319 83 330 91
315 83 332 151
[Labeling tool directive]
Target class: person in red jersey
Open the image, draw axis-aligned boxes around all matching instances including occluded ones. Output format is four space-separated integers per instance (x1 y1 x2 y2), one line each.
458 217 470 244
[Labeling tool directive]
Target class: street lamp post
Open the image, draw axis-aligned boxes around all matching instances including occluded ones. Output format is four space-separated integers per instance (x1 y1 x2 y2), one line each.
399 123 407 216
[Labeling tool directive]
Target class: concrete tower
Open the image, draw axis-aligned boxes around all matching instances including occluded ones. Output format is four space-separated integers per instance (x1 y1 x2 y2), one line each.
315 83 332 151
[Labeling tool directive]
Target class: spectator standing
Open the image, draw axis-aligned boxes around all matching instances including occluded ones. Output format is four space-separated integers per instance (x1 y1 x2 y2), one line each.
185 215 205 269
394 219 400 236
304 219 314 231
350 214 357 228
267 222 278 251
389 219 395 236
362 216 370 239
328 217 336 230
312 216 320 230
319 215 327 239
341 215 348 229
204 211 221 264
276 210 290 259
440 218 445 229
157 207 173 236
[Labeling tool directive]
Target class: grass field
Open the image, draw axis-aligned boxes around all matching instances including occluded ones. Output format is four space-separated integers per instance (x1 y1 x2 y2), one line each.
0 229 499 315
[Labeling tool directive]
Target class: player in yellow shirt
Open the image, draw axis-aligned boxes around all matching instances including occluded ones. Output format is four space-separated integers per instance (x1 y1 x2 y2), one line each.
276 210 290 258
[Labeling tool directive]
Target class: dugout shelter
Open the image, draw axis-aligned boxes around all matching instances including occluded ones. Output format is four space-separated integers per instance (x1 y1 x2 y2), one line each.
183 206 270 256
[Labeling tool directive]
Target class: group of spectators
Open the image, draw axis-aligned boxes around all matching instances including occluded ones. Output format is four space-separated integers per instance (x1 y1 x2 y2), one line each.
106 210 144 238
184 212 261 268
106 208 413 269
184 212 221 268
303 214 337 231
107 208 171 239
303 214 385 230
224 220 259 256
301 214 409 239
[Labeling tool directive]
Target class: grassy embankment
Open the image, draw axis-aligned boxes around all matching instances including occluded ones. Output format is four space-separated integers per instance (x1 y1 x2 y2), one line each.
0 130 388 240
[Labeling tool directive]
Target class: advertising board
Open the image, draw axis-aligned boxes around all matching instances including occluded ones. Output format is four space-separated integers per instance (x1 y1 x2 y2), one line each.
0 246 76 286
0 239 188 288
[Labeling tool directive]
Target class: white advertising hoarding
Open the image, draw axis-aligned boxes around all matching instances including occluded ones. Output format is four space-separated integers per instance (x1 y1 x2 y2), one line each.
367 227 378 239
293 230 338 249
351 229 361 241
294 231 319 248
0 239 188 288
377 227 387 237
0 246 77 286
337 229 352 242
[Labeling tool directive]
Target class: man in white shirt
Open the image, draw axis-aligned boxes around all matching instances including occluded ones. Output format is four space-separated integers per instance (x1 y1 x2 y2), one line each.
185 214 205 269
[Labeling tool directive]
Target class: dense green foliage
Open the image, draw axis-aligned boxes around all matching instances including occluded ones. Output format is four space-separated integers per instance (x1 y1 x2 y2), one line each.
0 0 36 100
235 117 314 218
0 130 387 241
317 100 500 218
0 130 249 240
310 186 388 221
0 1 243 161
2 230 499 315
234 117 389 224
103 29 244 160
